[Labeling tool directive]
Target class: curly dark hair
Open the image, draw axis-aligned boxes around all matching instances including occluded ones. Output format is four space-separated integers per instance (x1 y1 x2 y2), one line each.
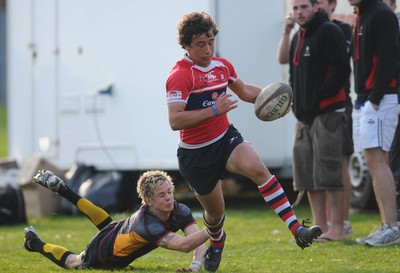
177 11 219 49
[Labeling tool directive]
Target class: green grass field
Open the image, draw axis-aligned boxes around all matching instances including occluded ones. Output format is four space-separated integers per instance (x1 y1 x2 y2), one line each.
0 107 398 272
0 106 7 157
0 203 399 273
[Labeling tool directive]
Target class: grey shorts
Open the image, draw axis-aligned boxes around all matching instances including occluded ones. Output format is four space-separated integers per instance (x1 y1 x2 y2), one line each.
293 111 344 191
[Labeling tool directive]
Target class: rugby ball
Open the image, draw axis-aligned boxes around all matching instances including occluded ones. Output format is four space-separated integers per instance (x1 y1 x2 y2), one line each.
254 82 293 121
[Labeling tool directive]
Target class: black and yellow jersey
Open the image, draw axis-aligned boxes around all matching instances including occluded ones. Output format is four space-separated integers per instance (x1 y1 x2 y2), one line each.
81 201 196 269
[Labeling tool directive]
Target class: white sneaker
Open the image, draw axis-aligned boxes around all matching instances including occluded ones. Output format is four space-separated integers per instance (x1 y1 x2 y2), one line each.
32 170 65 193
356 224 386 245
365 224 400 247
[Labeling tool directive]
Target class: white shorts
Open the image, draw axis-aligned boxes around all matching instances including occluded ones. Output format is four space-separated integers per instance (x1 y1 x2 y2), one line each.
352 94 400 153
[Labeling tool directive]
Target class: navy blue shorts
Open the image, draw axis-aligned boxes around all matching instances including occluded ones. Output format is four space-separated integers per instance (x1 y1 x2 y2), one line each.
177 124 244 195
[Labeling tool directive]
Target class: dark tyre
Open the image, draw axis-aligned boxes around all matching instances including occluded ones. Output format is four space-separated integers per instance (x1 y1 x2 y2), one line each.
348 152 375 209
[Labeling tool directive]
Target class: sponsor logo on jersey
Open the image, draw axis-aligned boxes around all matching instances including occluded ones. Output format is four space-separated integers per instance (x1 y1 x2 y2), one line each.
203 91 222 107
206 71 217 82
167 90 182 101
203 100 214 107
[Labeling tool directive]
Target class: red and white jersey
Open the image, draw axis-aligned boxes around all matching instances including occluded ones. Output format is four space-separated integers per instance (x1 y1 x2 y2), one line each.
166 55 238 147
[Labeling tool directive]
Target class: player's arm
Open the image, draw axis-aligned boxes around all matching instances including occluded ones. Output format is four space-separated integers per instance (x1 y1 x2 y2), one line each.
228 78 261 104
168 96 238 131
168 102 215 130
185 224 206 271
159 227 208 272
173 224 207 272
159 226 209 253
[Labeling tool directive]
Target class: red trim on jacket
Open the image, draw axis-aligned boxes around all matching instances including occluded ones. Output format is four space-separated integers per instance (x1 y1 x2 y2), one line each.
293 29 306 66
366 55 397 90
319 87 346 110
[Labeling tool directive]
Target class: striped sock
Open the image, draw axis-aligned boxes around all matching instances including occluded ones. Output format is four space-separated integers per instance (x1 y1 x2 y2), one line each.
258 175 302 235
204 215 226 249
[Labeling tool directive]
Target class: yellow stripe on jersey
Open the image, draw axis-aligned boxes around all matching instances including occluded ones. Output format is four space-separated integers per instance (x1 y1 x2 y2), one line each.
113 231 149 257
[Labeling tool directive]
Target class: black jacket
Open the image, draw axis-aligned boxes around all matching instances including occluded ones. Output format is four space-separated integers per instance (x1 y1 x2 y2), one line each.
333 19 353 106
289 11 351 124
352 0 400 105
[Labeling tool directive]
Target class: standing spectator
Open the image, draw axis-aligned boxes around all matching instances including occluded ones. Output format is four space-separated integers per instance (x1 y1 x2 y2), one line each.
317 0 354 237
279 0 351 241
277 0 354 237
382 0 400 227
166 11 322 272
349 0 400 246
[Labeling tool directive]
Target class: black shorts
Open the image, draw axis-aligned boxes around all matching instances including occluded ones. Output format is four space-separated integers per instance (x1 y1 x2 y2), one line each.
80 220 128 269
177 124 244 195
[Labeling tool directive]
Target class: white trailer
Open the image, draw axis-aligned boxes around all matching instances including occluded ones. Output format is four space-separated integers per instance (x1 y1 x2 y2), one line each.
8 0 358 181
7 0 298 178
10 0 381 217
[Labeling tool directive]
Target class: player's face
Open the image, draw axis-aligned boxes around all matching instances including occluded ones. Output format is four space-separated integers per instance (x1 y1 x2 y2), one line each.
148 181 175 214
291 0 319 27
185 30 215 67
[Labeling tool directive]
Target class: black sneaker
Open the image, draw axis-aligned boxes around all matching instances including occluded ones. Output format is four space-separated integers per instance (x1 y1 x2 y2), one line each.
294 219 322 249
204 232 226 272
24 226 38 252
32 170 65 193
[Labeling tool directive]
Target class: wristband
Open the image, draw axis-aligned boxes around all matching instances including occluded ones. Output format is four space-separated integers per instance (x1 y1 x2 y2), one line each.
190 260 202 271
211 105 218 117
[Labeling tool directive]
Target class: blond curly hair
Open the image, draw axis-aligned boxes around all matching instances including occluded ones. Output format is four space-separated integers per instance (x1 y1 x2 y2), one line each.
136 170 175 204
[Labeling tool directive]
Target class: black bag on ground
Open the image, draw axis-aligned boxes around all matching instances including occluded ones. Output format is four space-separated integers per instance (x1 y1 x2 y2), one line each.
58 163 97 215
0 184 27 225
58 163 139 215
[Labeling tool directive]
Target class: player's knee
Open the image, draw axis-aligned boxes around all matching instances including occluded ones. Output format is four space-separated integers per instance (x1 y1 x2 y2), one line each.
65 254 82 269
205 211 224 224
244 162 270 183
